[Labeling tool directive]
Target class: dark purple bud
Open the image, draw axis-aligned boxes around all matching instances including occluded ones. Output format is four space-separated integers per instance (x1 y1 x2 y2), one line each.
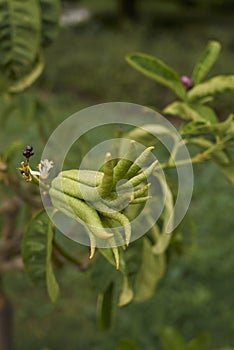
22 145 34 158
180 75 193 91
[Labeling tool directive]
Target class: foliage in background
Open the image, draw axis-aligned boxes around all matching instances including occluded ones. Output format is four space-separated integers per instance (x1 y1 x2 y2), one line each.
0 0 60 93
117 326 234 350
1 1 233 348
18 39 234 334
126 40 234 186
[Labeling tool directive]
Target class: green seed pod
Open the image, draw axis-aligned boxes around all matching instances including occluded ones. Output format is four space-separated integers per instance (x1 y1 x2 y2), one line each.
131 196 152 204
62 169 103 187
126 146 154 179
102 210 131 246
120 160 158 190
86 229 96 259
49 188 113 240
49 142 157 259
133 183 150 199
98 153 114 197
108 237 120 269
103 192 132 210
52 176 99 202
101 217 126 249
113 140 136 184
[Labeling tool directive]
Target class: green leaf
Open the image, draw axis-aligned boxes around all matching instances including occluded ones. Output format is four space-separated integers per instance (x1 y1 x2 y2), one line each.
181 120 208 135
0 0 41 79
153 174 174 254
99 247 121 270
117 338 141 350
90 252 116 293
126 53 186 99
160 327 186 350
8 53 44 92
22 209 59 303
39 0 61 47
118 274 134 307
192 41 221 85
98 249 133 307
195 105 218 124
186 332 210 350
181 114 233 136
164 102 203 121
46 221 60 304
164 102 218 123
134 237 165 302
188 75 234 101
97 282 114 331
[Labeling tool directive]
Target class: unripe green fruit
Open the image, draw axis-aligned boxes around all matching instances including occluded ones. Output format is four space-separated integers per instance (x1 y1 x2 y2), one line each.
49 143 157 268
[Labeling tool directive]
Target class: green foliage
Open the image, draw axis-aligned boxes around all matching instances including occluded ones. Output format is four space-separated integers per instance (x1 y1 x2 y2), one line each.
49 146 157 267
159 327 210 350
134 237 165 302
116 327 210 350
39 0 60 47
192 40 221 85
0 0 60 92
1 1 234 346
188 76 234 102
21 209 59 303
126 40 234 186
97 282 115 330
8 55 45 93
164 102 218 123
160 327 187 350
0 0 41 84
117 338 141 350
126 52 186 99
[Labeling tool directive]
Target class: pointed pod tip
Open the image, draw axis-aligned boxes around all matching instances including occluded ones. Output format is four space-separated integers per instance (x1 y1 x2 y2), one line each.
105 152 112 160
152 159 158 169
94 231 114 240
89 247 95 259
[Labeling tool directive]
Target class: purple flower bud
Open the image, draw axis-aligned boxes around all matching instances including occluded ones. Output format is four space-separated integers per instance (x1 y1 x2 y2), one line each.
22 145 34 159
180 76 193 91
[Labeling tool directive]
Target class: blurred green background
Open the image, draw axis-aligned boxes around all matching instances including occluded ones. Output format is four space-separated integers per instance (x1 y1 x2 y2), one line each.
2 0 234 349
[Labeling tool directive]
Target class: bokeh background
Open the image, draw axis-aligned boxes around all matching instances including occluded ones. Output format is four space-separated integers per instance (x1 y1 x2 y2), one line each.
2 0 234 349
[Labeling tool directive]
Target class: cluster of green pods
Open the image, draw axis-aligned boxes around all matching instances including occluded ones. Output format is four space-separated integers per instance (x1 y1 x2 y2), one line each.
49 141 158 268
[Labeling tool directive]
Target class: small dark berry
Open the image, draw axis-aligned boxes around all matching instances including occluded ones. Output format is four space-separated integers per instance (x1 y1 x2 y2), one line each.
23 150 28 156
22 145 34 158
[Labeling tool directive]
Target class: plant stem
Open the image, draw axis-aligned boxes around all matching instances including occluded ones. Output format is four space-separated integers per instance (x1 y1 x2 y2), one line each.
159 154 202 170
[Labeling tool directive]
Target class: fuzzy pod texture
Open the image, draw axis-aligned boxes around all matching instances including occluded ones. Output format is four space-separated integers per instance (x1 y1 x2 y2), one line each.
49 144 157 268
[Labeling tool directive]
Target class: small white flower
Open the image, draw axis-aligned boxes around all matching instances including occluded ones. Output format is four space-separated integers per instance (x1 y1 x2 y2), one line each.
38 159 54 179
